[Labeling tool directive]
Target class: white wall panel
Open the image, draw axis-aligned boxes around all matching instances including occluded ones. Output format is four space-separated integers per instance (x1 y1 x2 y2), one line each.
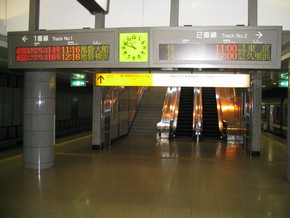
6 0 29 32
259 0 290 30
105 0 144 27
179 0 247 26
106 0 170 27
3 0 290 34
0 0 6 35
39 0 94 30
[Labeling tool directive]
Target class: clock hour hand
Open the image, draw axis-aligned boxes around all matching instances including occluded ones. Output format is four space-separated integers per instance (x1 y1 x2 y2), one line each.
124 42 136 49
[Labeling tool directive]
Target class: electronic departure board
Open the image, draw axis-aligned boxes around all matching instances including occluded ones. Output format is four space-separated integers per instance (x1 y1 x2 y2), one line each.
16 45 110 62
159 44 271 61
150 26 281 69
8 28 117 68
8 26 282 69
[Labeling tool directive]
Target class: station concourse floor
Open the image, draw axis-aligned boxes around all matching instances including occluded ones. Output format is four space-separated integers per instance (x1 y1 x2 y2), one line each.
0 132 290 218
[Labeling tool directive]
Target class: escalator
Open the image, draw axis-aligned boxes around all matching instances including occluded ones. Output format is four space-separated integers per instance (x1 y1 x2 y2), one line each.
202 87 221 138
175 87 194 137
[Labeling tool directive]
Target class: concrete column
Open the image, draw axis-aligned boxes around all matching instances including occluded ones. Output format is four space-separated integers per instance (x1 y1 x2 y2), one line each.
287 60 290 180
92 85 104 149
250 71 262 155
92 12 105 150
23 71 56 169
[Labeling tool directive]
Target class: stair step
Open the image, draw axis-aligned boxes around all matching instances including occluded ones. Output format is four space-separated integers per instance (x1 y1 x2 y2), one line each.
129 87 167 136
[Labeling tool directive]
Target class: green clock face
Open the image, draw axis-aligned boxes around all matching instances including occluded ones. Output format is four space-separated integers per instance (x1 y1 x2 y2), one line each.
119 32 148 62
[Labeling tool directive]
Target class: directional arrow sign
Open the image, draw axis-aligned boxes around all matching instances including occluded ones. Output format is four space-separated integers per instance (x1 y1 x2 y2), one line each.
95 73 152 86
95 73 250 87
97 75 105 84
255 31 263 39
22 36 28 42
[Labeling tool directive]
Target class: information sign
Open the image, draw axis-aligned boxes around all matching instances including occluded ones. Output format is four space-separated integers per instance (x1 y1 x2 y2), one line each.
150 26 282 69
8 28 117 69
8 26 282 69
95 73 250 87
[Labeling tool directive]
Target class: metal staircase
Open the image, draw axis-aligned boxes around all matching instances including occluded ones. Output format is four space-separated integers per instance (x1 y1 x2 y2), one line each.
130 87 167 136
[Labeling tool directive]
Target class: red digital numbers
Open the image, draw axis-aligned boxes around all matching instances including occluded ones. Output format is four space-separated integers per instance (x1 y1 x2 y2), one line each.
216 44 271 61
15 45 109 62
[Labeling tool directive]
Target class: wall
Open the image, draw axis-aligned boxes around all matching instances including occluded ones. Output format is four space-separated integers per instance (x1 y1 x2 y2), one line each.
6 0 29 33
179 0 247 26
0 0 6 36
3 0 290 32
259 0 290 30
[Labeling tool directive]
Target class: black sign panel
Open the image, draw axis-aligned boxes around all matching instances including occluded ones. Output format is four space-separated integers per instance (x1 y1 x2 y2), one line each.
150 26 282 69
8 28 117 69
8 26 282 69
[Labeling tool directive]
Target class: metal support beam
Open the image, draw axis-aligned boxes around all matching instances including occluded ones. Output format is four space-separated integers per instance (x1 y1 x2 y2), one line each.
287 58 290 180
95 13 105 28
248 0 257 26
29 0 40 31
170 0 179 27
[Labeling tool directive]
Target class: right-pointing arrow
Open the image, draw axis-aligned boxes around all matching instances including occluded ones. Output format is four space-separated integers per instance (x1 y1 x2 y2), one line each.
255 32 263 39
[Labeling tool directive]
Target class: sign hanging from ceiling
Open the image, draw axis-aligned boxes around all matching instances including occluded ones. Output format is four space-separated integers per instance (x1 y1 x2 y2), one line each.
95 73 250 87
8 28 118 69
8 26 282 69
150 26 282 69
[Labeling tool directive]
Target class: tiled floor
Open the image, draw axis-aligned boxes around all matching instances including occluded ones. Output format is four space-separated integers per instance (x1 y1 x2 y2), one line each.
0 133 290 218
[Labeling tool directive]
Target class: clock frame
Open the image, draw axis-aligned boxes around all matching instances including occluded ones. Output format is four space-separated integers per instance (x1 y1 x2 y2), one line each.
119 32 148 62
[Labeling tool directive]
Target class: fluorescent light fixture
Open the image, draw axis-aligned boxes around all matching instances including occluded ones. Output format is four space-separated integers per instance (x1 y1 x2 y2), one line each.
77 0 109 14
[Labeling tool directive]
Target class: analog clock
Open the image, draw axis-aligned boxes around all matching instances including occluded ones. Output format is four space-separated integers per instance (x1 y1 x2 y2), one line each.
119 32 148 62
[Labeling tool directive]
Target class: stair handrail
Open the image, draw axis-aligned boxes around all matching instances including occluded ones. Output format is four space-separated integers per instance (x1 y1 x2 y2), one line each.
215 88 227 140
193 87 203 139
157 87 181 138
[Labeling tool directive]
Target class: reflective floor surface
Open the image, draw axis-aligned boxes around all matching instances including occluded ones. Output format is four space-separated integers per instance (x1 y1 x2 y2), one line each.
0 133 290 218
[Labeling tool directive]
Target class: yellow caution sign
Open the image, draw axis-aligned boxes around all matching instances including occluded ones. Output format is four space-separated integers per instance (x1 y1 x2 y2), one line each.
95 73 153 86
96 73 250 87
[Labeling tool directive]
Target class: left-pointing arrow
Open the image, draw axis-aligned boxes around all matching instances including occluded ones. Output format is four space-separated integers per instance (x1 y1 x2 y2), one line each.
97 75 104 84
22 36 28 42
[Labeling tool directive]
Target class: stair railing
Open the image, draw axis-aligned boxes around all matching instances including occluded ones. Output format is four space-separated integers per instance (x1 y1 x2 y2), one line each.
193 87 203 140
215 88 227 140
156 87 181 139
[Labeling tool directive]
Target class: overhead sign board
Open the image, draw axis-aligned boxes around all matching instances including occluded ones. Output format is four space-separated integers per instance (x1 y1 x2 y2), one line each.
8 26 282 69
95 73 250 87
8 28 118 69
150 26 282 69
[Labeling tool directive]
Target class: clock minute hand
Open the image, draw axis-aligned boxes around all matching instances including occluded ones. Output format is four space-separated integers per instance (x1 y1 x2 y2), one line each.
125 42 136 49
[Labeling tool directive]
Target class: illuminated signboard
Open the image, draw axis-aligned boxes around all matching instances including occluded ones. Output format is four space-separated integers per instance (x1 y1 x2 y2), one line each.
8 26 281 69
150 26 282 69
95 73 250 87
8 28 117 69
159 44 271 61
15 45 110 62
